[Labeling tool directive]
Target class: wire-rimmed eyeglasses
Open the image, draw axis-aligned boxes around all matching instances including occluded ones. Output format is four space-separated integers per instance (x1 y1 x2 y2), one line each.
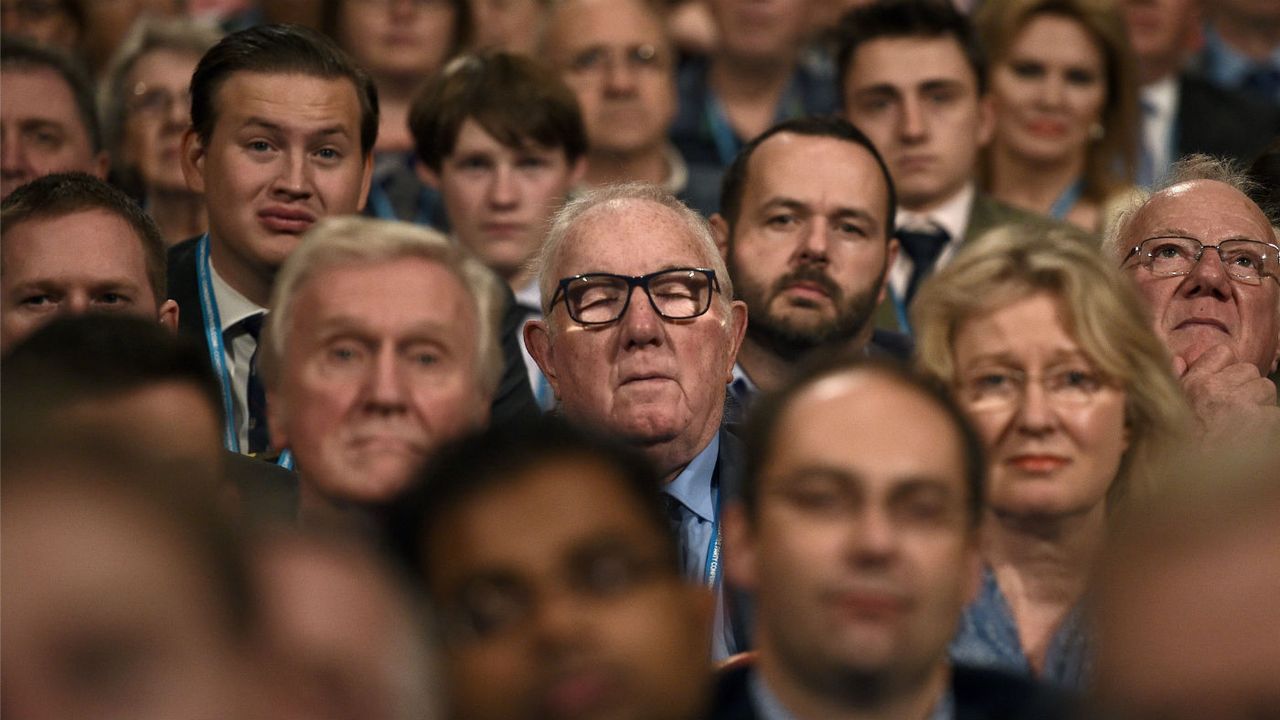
1122 235 1280 285
549 268 721 326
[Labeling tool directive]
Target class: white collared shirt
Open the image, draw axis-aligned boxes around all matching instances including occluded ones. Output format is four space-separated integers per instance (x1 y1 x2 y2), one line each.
1140 76 1180 185
889 183 976 300
209 263 267 450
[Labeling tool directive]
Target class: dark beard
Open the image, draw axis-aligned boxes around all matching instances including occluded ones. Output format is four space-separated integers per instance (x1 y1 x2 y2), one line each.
734 262 884 363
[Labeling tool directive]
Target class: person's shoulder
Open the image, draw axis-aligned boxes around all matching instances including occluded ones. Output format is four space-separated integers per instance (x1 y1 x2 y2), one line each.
951 664 1079 720
968 194 1093 245
870 328 914 362
167 235 202 273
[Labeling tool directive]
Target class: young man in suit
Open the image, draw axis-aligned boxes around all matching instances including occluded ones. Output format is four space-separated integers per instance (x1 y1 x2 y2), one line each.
836 0 1080 334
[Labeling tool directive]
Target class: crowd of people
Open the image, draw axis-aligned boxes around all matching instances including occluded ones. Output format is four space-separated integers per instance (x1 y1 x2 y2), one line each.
2 0 1278 718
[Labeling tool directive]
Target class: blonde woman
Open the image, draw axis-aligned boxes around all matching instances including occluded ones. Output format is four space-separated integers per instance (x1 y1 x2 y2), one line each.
913 226 1189 687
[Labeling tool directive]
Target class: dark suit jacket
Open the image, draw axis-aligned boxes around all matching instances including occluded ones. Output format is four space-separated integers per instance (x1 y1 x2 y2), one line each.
167 236 539 426
873 193 1090 334
714 428 753 654
1175 73 1280 167
706 662 1076 720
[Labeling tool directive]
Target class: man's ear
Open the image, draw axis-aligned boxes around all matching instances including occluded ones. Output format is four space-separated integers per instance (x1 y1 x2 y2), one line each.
878 236 900 305
976 93 996 148
710 213 731 260
523 318 560 399
568 154 587 187
180 129 207 194
723 300 748 382
157 299 179 332
356 152 374 212
722 501 758 592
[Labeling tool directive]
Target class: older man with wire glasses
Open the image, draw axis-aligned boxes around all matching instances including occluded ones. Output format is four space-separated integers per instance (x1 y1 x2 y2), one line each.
524 182 749 660
1109 154 1280 440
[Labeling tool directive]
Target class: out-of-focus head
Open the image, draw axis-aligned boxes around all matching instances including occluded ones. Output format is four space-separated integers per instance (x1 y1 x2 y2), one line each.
409 52 586 286
467 0 549 56
0 172 176 352
262 216 503 506
524 183 747 478
914 225 1190 516
0 435 256 719
1120 0 1200 83
393 419 714 720
1093 446 1280 720
1207 0 1280 25
100 18 222 198
976 0 1139 199
1 313 224 494
705 0 819 65
1244 138 1280 225
0 36 107 199
1109 155 1280 375
321 0 467 84
713 116 896 359
74 0 183 73
182 23 378 286
542 0 677 163
730 359 983 693
837 0 993 214
0 0 83 49
253 528 440 720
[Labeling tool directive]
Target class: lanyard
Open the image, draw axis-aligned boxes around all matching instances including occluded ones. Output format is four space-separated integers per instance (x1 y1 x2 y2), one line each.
1049 179 1084 221
366 177 435 226
704 484 722 587
888 284 913 337
196 234 294 470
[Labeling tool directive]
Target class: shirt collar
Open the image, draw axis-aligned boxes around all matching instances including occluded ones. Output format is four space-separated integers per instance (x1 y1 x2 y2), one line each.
514 278 542 314
896 182 975 241
665 433 720 522
1140 75 1179 117
208 257 267 332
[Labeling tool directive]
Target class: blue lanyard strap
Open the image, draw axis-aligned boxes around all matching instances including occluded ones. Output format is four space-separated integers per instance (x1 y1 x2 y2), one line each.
196 234 294 470
704 484 722 587
1049 179 1084 221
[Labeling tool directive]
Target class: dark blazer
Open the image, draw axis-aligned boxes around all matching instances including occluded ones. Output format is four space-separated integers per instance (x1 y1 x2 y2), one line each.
714 428 753 655
166 236 539 426
706 662 1077 720
1174 73 1280 167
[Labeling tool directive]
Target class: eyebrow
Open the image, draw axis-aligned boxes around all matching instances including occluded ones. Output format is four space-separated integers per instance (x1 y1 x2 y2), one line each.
764 197 881 231
1146 228 1264 242
241 117 353 140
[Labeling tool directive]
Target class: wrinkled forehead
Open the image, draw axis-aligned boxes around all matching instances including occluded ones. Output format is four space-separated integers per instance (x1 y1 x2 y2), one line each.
553 200 714 278
1130 180 1274 245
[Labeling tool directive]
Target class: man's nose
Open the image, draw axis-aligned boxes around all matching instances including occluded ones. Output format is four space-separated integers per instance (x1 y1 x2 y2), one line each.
364 347 409 409
1 127 29 174
619 285 664 348
271 150 312 198
1180 247 1233 301
847 506 898 563
487 165 518 207
794 219 831 264
603 54 639 95
900 96 927 141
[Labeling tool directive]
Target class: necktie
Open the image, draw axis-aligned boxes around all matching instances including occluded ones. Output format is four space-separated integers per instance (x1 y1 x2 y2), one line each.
661 493 693 577
239 312 270 455
895 226 950 305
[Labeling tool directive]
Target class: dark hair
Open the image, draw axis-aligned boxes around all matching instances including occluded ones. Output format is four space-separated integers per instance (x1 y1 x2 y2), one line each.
1 172 168 303
719 115 897 233
835 0 987 108
742 356 986 527
0 34 103 153
189 23 379 157
1 313 223 427
386 418 679 584
409 52 587 173
320 0 472 60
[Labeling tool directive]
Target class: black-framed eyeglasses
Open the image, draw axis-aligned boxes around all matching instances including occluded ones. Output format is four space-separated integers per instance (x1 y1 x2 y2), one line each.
549 268 721 326
1122 235 1280 285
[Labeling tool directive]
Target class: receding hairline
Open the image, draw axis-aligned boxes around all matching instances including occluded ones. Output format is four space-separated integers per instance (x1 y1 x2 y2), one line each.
549 196 719 274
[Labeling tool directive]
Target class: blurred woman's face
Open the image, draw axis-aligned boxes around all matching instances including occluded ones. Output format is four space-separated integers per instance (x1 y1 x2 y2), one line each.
123 48 201 193
952 292 1128 518
340 0 456 82
990 13 1107 168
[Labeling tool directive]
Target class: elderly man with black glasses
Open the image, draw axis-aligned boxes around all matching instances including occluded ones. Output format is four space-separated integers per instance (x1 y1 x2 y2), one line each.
525 182 749 661
1109 154 1280 441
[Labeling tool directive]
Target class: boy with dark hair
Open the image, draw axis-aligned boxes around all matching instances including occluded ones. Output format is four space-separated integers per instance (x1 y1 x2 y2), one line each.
410 52 588 408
